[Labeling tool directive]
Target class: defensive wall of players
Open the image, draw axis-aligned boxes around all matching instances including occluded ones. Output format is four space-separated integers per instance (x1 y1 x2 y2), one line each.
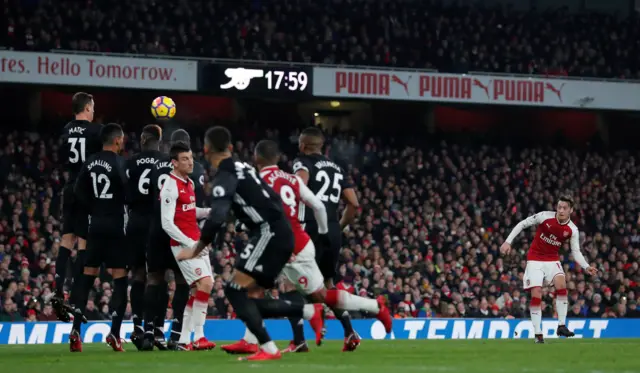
0 318 639 344
1 49 640 111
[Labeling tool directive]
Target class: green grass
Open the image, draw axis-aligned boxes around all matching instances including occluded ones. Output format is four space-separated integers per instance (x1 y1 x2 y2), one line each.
1 340 639 373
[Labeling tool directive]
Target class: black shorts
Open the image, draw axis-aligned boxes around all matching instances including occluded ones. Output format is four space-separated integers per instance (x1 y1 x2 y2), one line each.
86 232 127 269
304 220 342 280
146 222 178 274
61 185 88 239
235 219 294 289
127 214 151 269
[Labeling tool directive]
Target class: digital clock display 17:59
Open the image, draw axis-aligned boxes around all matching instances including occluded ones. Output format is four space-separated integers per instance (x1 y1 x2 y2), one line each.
202 64 313 99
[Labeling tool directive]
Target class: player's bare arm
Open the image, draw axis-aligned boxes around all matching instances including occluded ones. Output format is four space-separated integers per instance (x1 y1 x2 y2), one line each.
340 187 359 230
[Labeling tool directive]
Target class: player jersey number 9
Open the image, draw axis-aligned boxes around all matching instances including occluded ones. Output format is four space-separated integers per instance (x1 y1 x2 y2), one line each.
316 170 342 203
157 174 169 190
68 138 86 163
280 185 296 217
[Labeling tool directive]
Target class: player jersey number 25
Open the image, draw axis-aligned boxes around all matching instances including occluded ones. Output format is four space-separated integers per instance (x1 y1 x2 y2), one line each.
316 170 342 203
68 138 86 163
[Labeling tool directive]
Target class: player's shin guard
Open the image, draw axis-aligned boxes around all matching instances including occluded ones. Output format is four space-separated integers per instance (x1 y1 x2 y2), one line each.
170 283 190 342
71 273 96 332
225 284 271 345
69 250 88 306
131 280 146 330
530 295 543 335
178 296 194 344
192 291 209 340
325 289 379 314
556 288 568 326
54 246 72 296
282 291 306 345
110 277 128 338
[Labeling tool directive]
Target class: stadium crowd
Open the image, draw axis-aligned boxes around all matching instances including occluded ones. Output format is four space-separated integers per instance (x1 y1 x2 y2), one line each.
4 0 640 79
0 127 639 323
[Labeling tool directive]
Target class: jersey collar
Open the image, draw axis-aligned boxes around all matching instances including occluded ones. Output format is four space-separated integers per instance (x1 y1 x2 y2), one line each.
170 171 189 183
556 214 571 226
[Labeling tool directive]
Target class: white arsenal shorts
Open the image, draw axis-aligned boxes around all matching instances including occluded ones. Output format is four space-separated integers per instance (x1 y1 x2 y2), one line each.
171 245 213 285
523 260 564 289
281 240 324 295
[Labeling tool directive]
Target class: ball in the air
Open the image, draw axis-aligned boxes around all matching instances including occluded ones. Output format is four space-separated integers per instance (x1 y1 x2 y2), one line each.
151 96 176 120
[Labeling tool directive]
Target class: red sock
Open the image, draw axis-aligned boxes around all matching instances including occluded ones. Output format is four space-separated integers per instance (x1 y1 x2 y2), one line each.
325 289 339 307
530 296 542 308
195 291 209 303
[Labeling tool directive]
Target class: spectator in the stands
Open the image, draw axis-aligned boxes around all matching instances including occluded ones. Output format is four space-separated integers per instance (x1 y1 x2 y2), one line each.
0 298 22 321
4 1 640 79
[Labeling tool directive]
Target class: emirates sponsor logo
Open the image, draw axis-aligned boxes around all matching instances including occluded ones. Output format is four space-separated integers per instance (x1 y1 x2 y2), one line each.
182 202 196 211
539 233 561 247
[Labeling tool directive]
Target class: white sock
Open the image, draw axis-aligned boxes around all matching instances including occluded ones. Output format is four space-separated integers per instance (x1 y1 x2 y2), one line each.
243 327 258 344
335 290 380 314
178 304 193 344
530 300 542 335
302 304 316 320
556 295 568 326
192 293 208 340
261 341 278 354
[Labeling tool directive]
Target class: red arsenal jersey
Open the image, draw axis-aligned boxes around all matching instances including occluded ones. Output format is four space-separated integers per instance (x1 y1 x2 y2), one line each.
507 211 579 262
160 173 200 247
260 166 310 254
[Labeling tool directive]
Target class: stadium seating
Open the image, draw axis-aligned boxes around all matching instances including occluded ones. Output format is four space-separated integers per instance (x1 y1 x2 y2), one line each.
0 128 638 322
4 0 640 78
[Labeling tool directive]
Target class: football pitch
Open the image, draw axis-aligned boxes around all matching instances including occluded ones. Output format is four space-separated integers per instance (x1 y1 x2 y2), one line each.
1 340 639 373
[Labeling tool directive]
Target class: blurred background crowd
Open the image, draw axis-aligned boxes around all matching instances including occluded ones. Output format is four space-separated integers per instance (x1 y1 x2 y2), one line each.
4 0 640 78
1 0 640 324
1 127 639 322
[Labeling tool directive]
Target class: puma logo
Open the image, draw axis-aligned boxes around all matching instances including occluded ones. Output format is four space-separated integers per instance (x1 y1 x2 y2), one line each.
391 74 411 95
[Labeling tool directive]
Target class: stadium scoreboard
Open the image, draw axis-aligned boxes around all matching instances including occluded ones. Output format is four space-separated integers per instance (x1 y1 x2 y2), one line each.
201 62 313 99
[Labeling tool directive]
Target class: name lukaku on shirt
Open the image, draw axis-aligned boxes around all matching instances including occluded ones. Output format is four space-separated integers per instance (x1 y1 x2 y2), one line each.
156 161 172 170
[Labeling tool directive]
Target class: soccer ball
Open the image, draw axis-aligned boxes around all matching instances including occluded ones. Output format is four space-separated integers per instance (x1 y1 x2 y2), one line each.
151 96 176 120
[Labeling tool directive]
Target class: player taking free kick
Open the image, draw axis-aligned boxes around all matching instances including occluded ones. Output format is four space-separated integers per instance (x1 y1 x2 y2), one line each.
500 195 597 343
